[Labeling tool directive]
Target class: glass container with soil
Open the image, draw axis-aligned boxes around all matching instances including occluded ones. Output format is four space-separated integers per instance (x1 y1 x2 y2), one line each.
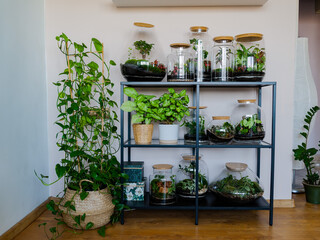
176 154 209 198
182 106 209 144
167 43 195 82
150 164 176 205
234 33 266 82
231 99 265 142
212 36 235 82
209 162 264 204
188 26 212 82
206 116 234 143
120 22 166 82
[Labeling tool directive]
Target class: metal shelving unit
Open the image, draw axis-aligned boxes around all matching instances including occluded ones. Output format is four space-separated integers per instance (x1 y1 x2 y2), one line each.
120 81 276 226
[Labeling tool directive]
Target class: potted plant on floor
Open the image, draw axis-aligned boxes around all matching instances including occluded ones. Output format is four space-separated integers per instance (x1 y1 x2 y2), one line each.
35 33 126 238
120 87 161 144
293 106 320 204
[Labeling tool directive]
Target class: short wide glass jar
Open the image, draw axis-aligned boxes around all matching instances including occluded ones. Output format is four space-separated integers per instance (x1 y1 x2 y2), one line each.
176 154 209 198
206 116 235 143
150 164 176 205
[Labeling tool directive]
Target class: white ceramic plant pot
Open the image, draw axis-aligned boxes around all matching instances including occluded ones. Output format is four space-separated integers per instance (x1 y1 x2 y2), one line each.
159 124 179 144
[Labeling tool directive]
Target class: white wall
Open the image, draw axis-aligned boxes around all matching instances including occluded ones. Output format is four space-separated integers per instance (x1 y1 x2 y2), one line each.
46 0 298 199
0 0 49 235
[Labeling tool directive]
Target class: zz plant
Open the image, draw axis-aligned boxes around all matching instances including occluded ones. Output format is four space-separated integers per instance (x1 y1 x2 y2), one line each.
35 33 126 238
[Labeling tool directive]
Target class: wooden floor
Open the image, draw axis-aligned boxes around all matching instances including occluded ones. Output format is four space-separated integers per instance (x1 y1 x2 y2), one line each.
13 194 320 240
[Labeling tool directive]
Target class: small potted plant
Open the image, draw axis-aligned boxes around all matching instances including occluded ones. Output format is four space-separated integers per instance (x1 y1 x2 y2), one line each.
234 114 265 141
207 116 235 143
120 87 161 144
293 106 320 204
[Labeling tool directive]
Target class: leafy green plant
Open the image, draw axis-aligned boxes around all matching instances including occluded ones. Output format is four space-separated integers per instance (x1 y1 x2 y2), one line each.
215 47 233 65
120 87 161 124
35 33 127 239
208 121 234 140
235 114 264 136
235 43 266 73
293 106 320 185
133 40 154 59
150 175 176 199
190 38 208 59
182 115 206 136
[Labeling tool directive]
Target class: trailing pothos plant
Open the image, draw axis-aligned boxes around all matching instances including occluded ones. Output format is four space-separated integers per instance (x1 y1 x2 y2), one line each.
35 33 127 239
293 106 320 185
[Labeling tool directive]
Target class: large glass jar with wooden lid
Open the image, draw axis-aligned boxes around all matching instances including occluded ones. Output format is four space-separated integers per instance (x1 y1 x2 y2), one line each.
234 33 266 82
231 99 265 141
188 26 212 82
167 43 194 82
212 36 235 82
176 154 209 198
120 22 166 82
206 116 235 143
149 164 176 205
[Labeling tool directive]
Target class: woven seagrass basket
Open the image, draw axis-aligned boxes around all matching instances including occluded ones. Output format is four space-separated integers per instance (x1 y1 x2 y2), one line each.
133 123 153 144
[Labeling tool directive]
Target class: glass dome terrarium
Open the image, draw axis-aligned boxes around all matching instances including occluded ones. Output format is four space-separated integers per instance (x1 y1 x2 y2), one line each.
212 36 235 82
176 154 209 198
188 26 212 82
234 33 266 82
206 116 234 143
209 162 264 204
231 99 265 142
182 106 209 144
120 22 166 82
150 164 176 205
167 43 194 82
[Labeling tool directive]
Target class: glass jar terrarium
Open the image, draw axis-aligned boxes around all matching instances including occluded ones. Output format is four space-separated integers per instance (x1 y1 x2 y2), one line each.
150 164 176 205
183 106 209 144
212 36 235 82
176 154 209 198
206 116 235 143
231 99 265 141
209 162 264 204
188 26 212 82
120 22 166 82
234 33 266 82
167 43 194 82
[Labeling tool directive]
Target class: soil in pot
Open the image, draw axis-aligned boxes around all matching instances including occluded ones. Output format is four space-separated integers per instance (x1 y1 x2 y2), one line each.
233 71 265 82
212 68 234 82
194 60 212 82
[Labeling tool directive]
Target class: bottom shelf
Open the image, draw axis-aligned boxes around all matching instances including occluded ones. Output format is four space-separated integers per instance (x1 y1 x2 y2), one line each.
125 192 270 210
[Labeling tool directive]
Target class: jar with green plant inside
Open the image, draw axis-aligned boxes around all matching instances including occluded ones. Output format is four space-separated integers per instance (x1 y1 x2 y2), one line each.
207 116 234 143
210 162 264 204
176 154 208 198
120 22 166 82
234 33 266 82
150 164 176 205
231 99 265 142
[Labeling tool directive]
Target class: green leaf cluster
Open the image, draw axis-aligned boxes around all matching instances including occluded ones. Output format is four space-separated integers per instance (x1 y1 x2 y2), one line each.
189 38 209 59
235 43 266 72
182 114 206 136
133 40 154 59
293 106 320 185
235 114 263 135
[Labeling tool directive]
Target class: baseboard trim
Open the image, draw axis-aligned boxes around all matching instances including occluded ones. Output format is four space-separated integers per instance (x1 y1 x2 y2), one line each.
268 199 295 208
0 197 51 240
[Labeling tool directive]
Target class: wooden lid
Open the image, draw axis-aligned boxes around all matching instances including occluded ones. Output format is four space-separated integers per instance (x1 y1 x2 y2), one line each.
170 43 191 48
190 26 208 32
212 116 230 120
153 164 173 170
182 155 201 161
226 162 248 172
134 22 154 28
189 106 207 109
235 33 263 42
237 99 256 103
213 36 234 43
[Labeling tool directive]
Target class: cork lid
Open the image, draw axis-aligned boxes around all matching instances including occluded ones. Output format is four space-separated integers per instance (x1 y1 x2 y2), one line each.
212 116 230 120
182 155 201 161
170 43 191 48
213 36 234 43
235 33 263 42
134 22 154 28
189 106 207 110
237 99 256 104
190 26 208 32
153 164 173 170
226 162 248 172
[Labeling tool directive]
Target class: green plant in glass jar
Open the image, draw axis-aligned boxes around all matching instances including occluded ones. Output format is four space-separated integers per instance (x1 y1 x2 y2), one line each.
235 114 265 140
207 116 235 143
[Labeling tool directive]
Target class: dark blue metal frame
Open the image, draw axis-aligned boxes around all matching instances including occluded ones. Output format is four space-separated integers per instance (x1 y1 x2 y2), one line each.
120 81 276 226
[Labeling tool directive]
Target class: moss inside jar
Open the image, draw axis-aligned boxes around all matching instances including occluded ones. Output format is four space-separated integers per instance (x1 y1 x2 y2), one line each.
234 114 265 141
207 116 234 143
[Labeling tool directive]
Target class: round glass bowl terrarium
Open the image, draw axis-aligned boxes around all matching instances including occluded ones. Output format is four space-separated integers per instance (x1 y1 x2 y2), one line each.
183 106 209 144
231 99 265 142
234 33 266 82
209 162 264 204
120 22 166 82
212 36 235 82
167 43 194 82
176 154 209 198
188 26 212 82
206 116 235 143
150 164 176 205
